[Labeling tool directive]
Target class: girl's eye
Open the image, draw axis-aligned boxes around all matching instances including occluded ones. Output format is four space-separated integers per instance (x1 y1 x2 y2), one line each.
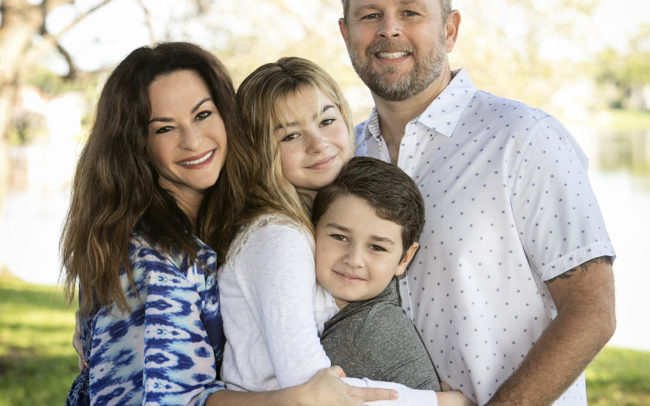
196 110 212 120
281 132 300 142
155 125 174 135
370 244 387 252
320 118 335 127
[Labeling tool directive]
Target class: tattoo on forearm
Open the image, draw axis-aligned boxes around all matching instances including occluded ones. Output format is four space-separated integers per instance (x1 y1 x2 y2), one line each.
548 256 613 283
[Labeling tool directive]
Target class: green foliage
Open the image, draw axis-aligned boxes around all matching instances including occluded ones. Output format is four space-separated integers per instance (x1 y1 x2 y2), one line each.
587 347 650 406
0 275 79 406
1 274 649 404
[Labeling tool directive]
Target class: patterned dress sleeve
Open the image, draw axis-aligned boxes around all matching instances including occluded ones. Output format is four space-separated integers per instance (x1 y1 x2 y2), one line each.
88 236 225 406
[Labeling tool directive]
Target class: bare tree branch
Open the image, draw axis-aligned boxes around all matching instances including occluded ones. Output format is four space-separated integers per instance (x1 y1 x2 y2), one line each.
56 42 78 80
136 0 156 45
52 0 114 39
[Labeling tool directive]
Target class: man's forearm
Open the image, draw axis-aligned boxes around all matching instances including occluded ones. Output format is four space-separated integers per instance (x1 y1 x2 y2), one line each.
485 258 616 406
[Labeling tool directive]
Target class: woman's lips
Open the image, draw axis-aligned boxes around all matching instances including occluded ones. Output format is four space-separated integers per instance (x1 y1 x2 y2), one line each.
178 149 215 167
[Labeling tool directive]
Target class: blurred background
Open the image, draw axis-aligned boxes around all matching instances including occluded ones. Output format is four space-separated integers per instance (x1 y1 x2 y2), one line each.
0 0 649 404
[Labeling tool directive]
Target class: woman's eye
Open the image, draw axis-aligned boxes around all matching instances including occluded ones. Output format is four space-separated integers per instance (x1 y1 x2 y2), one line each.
281 133 299 142
320 118 335 127
196 110 212 120
155 126 174 135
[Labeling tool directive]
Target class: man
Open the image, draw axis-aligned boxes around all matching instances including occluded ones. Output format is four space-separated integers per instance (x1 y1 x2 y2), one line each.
338 1 616 405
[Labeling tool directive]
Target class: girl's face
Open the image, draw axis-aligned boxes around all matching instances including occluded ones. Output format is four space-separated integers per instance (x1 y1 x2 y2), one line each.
146 69 227 216
274 86 352 201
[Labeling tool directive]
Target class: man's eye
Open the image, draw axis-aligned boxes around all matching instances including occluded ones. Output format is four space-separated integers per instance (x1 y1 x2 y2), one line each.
361 13 380 20
281 133 300 142
196 110 212 120
320 118 335 127
404 10 418 17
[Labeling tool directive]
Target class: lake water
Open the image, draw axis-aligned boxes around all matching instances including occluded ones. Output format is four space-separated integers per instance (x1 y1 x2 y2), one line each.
1 126 649 352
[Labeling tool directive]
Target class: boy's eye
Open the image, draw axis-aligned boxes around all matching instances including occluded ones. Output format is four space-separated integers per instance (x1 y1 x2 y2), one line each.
320 118 335 127
370 244 387 252
329 233 347 242
195 110 212 120
281 132 300 142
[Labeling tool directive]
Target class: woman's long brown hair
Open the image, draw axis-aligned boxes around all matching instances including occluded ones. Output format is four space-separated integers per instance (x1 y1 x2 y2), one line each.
60 42 249 315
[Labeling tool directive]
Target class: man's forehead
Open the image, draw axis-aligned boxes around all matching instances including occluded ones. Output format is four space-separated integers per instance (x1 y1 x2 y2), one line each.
348 0 435 8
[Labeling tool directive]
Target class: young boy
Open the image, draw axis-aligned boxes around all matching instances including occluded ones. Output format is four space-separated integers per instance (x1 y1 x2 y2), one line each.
312 156 441 391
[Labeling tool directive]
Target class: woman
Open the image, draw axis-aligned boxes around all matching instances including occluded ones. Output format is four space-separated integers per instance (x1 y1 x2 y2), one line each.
63 42 393 406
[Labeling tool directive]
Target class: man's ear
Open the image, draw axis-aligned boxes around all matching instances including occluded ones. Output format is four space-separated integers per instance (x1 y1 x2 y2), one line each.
445 10 461 52
339 17 350 48
395 242 419 277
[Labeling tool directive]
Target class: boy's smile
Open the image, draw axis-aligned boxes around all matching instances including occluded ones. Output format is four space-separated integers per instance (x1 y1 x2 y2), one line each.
314 194 418 309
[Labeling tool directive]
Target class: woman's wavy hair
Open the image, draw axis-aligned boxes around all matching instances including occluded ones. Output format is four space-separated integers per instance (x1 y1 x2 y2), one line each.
235 56 354 235
60 42 249 315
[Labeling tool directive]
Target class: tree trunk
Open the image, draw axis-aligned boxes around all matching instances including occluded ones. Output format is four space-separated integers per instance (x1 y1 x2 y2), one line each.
0 0 74 210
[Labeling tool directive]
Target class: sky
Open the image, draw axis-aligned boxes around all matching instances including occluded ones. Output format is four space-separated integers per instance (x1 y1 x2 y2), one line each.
43 0 649 74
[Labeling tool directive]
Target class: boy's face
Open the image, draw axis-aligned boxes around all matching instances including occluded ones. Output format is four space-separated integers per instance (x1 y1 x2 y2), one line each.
315 194 419 309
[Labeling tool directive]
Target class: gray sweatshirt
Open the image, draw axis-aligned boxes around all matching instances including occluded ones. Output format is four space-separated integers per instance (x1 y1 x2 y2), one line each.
320 278 441 391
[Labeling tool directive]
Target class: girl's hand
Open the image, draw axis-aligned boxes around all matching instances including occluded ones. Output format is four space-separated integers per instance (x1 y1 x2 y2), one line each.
73 310 88 371
298 366 398 406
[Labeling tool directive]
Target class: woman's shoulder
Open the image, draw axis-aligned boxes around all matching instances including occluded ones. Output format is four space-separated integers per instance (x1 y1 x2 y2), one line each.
127 232 217 276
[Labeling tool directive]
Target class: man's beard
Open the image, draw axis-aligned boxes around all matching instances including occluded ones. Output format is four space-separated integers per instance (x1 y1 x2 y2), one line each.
349 32 447 102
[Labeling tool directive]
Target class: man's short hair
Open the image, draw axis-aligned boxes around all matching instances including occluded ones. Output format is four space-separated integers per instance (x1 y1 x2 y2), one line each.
312 157 425 256
341 0 452 25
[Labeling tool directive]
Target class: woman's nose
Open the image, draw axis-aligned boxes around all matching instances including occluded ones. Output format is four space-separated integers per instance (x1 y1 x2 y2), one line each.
180 126 202 150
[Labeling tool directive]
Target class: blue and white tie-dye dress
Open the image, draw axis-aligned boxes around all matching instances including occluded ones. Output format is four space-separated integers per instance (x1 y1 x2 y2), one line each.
66 233 225 406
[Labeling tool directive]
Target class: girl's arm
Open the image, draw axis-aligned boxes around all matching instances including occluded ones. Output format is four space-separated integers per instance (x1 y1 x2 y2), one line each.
206 366 398 406
233 222 332 387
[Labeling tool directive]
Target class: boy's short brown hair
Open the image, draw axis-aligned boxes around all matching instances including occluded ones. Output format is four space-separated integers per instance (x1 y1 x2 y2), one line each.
312 157 425 257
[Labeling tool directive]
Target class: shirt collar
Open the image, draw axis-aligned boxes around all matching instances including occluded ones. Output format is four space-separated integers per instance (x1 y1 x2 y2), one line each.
362 68 477 141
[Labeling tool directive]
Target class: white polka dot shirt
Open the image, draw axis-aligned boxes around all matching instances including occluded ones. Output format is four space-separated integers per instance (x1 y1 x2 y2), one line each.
355 69 615 405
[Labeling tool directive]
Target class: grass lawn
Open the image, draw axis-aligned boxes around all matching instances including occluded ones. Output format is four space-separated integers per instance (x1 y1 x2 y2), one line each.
1 273 649 405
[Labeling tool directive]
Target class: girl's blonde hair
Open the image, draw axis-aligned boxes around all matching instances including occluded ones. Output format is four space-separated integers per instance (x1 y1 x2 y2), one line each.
236 56 354 235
